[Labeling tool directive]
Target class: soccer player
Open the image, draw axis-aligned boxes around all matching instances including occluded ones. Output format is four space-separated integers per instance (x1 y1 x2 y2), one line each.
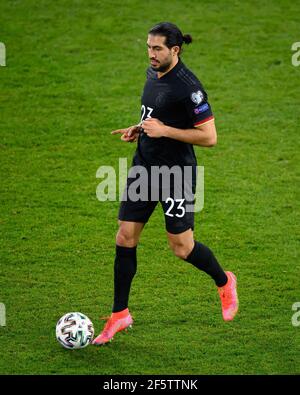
93 22 238 345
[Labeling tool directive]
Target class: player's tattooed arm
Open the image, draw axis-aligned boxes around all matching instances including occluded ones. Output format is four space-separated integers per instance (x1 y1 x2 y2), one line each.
142 117 217 147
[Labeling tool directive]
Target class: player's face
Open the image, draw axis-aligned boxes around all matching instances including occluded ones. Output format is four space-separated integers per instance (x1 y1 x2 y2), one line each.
147 34 177 73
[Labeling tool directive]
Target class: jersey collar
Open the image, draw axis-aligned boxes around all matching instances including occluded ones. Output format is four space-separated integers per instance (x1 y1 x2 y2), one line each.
157 58 183 80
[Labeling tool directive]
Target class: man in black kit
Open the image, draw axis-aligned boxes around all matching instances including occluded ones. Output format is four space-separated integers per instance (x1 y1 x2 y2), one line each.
93 22 239 345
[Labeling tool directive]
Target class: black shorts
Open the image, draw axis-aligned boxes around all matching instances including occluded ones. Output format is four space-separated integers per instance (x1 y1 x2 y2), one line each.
118 157 196 235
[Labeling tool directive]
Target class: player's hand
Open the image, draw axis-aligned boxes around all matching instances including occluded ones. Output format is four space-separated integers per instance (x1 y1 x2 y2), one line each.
111 125 141 143
142 118 167 138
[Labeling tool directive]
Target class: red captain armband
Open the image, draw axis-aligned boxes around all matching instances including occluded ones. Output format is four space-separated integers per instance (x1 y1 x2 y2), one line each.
194 115 214 127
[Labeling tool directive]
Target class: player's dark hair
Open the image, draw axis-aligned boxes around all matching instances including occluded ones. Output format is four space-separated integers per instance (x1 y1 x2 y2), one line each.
148 22 192 54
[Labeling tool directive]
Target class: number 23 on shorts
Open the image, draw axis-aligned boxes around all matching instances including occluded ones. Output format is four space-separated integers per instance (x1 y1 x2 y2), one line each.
165 198 186 218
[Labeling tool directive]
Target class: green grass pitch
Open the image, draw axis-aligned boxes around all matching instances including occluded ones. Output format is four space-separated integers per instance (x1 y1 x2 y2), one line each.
0 0 299 374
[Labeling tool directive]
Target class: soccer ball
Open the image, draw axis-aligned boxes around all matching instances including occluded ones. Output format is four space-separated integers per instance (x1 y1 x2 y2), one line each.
56 312 94 349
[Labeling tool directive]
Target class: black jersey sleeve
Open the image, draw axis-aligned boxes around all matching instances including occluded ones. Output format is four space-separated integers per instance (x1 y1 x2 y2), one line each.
183 84 214 127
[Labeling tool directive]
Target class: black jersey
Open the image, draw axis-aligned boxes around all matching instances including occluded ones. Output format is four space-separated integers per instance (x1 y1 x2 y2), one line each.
135 59 214 168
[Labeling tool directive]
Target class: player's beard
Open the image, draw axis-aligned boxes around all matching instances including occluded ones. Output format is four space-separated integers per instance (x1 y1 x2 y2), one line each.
150 56 172 73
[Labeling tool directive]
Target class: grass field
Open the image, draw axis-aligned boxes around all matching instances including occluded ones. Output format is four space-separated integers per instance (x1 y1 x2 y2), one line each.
0 0 299 375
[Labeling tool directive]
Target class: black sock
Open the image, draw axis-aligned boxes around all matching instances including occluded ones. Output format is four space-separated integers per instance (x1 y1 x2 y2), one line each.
112 245 137 313
184 241 228 287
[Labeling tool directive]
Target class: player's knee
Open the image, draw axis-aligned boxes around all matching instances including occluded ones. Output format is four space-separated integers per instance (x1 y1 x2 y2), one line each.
116 227 137 248
170 243 191 260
